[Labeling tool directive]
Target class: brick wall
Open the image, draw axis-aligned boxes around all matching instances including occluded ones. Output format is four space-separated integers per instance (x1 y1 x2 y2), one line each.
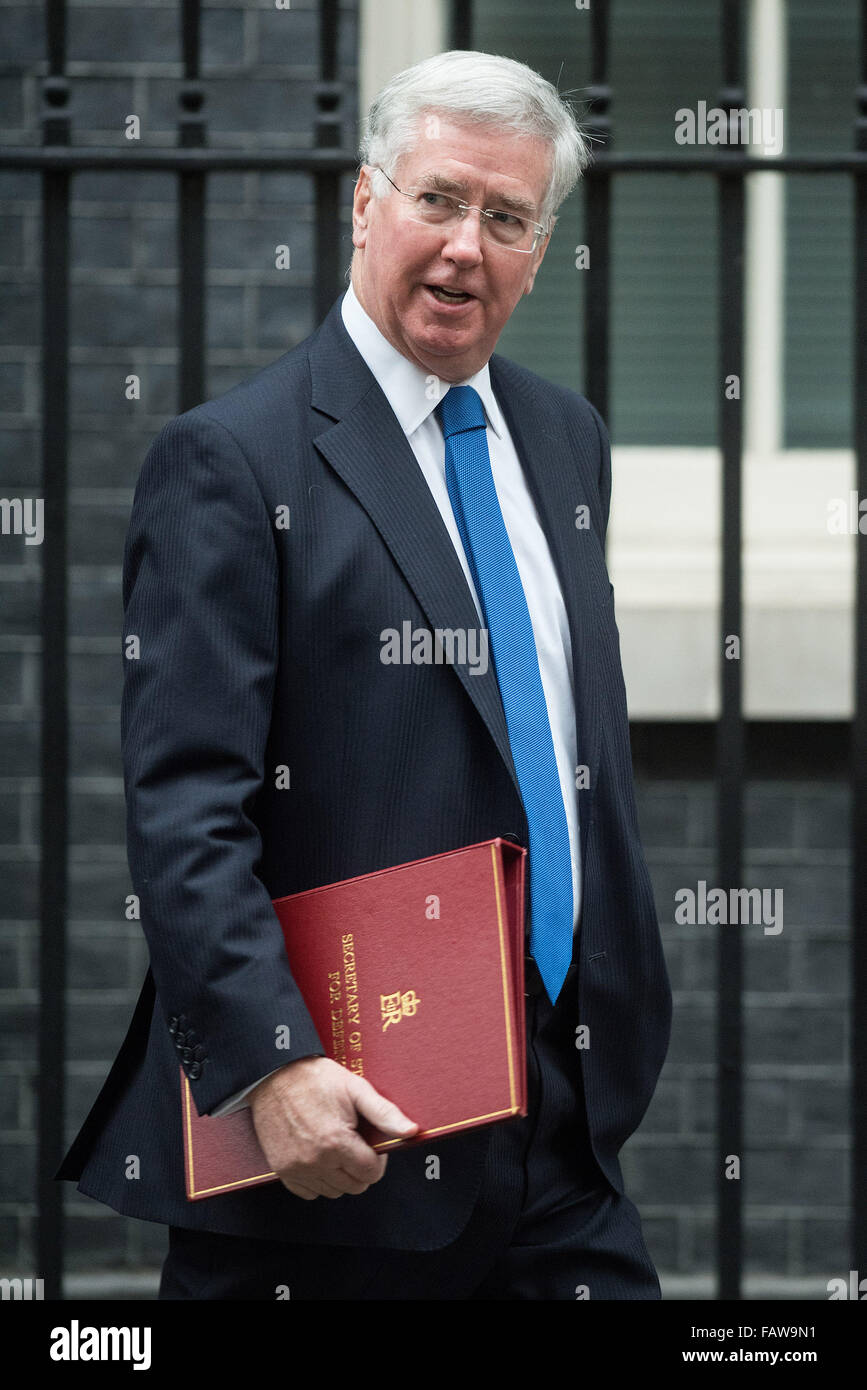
623 727 851 1296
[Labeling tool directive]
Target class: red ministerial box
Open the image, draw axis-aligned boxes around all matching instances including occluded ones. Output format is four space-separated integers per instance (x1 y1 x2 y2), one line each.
182 837 527 1200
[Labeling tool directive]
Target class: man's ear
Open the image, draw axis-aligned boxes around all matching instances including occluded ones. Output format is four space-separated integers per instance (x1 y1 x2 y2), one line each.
352 165 373 250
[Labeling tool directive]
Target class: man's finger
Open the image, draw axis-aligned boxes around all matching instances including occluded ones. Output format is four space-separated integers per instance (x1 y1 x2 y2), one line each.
333 1167 374 1196
310 1176 349 1198
282 1179 320 1201
346 1074 418 1138
336 1131 389 1184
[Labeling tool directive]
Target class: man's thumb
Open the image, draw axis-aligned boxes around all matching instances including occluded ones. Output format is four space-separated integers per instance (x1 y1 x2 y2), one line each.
349 1075 419 1136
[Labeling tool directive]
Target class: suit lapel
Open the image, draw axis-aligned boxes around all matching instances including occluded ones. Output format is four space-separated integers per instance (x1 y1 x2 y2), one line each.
307 295 606 858
308 297 521 804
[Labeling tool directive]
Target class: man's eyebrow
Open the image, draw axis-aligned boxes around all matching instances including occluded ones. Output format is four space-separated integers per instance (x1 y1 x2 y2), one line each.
419 170 539 218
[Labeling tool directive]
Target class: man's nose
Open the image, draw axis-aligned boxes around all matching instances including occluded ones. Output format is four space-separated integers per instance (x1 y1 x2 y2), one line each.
441 209 485 262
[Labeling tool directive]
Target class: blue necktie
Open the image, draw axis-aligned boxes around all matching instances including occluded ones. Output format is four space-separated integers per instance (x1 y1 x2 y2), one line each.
435 384 573 1004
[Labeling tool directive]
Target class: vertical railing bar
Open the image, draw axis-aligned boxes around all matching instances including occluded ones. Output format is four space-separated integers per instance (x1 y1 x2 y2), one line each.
584 0 611 427
38 0 70 1302
851 0 867 1273
179 0 206 412
314 0 345 325
716 0 747 1302
449 0 473 50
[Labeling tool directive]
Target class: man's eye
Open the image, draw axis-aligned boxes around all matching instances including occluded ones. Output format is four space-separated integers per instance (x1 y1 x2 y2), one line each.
419 191 449 207
489 210 522 227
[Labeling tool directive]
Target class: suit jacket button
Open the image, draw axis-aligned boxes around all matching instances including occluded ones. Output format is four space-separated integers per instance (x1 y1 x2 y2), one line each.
193 1045 205 1061
168 1016 178 1035
185 1029 198 1047
188 1062 202 1080
181 1047 192 1063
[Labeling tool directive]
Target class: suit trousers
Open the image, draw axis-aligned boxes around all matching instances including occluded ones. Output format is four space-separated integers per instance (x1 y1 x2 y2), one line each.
159 958 661 1301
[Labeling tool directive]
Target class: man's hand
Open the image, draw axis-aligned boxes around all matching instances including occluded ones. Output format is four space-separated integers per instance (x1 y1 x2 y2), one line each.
247 1057 419 1200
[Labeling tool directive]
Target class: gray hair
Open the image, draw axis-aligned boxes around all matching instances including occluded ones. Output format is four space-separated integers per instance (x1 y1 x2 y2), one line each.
357 49 591 231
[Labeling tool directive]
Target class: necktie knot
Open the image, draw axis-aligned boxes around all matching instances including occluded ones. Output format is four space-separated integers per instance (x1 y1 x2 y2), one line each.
434 384 486 439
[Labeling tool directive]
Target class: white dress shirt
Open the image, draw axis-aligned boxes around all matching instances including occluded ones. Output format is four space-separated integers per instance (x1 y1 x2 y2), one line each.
212 281 582 1117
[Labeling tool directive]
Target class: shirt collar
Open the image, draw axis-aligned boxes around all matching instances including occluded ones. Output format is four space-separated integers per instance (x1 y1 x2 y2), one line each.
340 280 505 440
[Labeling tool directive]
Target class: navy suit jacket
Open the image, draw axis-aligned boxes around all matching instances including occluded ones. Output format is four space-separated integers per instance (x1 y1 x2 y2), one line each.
56 291 672 1250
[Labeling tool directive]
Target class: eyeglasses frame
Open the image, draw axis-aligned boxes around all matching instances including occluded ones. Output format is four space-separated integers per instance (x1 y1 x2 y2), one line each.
371 166 549 255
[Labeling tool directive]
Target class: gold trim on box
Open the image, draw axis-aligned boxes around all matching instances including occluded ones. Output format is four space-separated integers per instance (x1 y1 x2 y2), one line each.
490 840 518 1112
183 1071 277 1199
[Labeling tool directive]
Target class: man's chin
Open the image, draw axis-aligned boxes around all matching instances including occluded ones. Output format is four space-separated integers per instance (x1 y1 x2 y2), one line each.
405 319 487 371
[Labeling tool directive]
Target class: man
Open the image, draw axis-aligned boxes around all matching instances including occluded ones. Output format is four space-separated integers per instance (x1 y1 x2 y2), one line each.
57 49 672 1300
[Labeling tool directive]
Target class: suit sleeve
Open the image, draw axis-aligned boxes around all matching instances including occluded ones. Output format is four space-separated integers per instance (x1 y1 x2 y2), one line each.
121 408 326 1115
210 1067 286 1117
586 400 613 542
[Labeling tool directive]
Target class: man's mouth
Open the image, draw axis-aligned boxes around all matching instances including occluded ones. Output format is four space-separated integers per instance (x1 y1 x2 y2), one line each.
425 284 475 305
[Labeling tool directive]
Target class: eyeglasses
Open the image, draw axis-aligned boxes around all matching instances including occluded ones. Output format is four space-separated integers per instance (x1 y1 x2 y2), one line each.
374 167 548 255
